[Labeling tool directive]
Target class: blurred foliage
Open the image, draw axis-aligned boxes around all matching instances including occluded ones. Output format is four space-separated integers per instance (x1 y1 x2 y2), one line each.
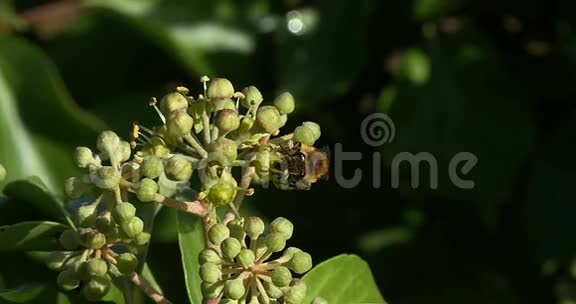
1 0 576 303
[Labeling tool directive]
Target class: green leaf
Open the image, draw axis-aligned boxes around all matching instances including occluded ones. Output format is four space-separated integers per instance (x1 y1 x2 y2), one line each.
0 221 68 251
0 284 45 303
177 211 204 304
3 178 74 227
414 0 467 21
0 36 104 194
303 254 386 304
142 263 162 293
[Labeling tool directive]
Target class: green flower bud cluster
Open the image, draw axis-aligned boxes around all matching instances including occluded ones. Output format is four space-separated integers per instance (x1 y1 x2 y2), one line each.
199 216 313 304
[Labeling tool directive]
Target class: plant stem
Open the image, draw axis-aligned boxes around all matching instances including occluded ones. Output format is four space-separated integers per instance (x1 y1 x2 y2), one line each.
201 109 211 145
128 272 173 304
183 133 208 158
154 193 208 217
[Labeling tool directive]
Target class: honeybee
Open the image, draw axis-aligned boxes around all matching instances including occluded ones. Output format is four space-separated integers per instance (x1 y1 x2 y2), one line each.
270 139 329 190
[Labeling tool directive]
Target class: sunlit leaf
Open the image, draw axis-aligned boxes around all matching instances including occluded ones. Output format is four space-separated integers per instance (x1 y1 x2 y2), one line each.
0 221 68 251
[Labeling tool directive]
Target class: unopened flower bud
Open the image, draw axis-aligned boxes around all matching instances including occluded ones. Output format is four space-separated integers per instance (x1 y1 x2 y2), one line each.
224 278 245 300
136 178 158 202
77 204 98 227
213 99 236 112
200 262 221 284
264 281 283 299
59 229 81 250
264 232 286 253
270 217 294 240
134 232 151 245
256 106 282 134
241 86 263 108
293 126 316 146
122 217 144 238
57 268 80 291
208 223 230 245
208 78 235 100
199 249 221 265
46 251 71 270
221 237 242 259
86 258 108 278
202 281 224 299
83 276 111 301
74 147 95 168
215 109 240 132
85 231 107 249
141 137 171 157
286 251 312 274
227 219 246 242
117 141 132 163
207 181 236 207
271 266 292 287
164 155 193 181
97 131 120 154
208 137 238 163
113 202 136 223
95 212 115 235
282 247 302 260
64 177 86 199
302 122 321 140
279 114 288 128
236 248 255 267
140 155 164 179
116 252 138 275
90 166 121 190
244 217 265 239
284 280 307 304
312 297 328 304
167 111 194 137
160 92 188 115
273 92 295 115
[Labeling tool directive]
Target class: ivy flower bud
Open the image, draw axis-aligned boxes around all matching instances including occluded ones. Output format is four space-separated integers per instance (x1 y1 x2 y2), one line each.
207 78 235 100
256 106 282 134
121 217 144 238
293 126 316 146
116 252 138 275
244 217 265 239
117 141 132 163
302 121 321 141
77 204 98 227
207 181 236 207
236 248 255 267
213 99 236 112
208 137 238 163
208 223 230 245
264 281 283 299
286 251 312 274
281 247 302 261
160 92 188 115
140 155 164 179
273 92 295 115
0 164 5 183
142 137 171 157
64 177 85 199
200 262 221 284
85 232 107 249
164 155 193 181
215 109 240 132
90 166 121 190
199 249 222 265
270 217 294 240
136 178 158 202
46 252 71 270
312 297 328 304
167 111 194 137
74 146 95 168
271 266 292 287
221 237 242 259
241 86 263 108
113 202 136 224
95 212 115 235
284 280 307 304
59 229 81 250
224 278 245 300
83 276 111 301
227 219 246 242
265 232 287 253
279 114 288 128
202 281 224 299
86 258 108 278
134 232 151 245
57 268 80 291
96 131 120 154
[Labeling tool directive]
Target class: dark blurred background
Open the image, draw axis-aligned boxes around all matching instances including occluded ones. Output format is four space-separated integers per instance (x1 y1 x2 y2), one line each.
2 0 576 303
